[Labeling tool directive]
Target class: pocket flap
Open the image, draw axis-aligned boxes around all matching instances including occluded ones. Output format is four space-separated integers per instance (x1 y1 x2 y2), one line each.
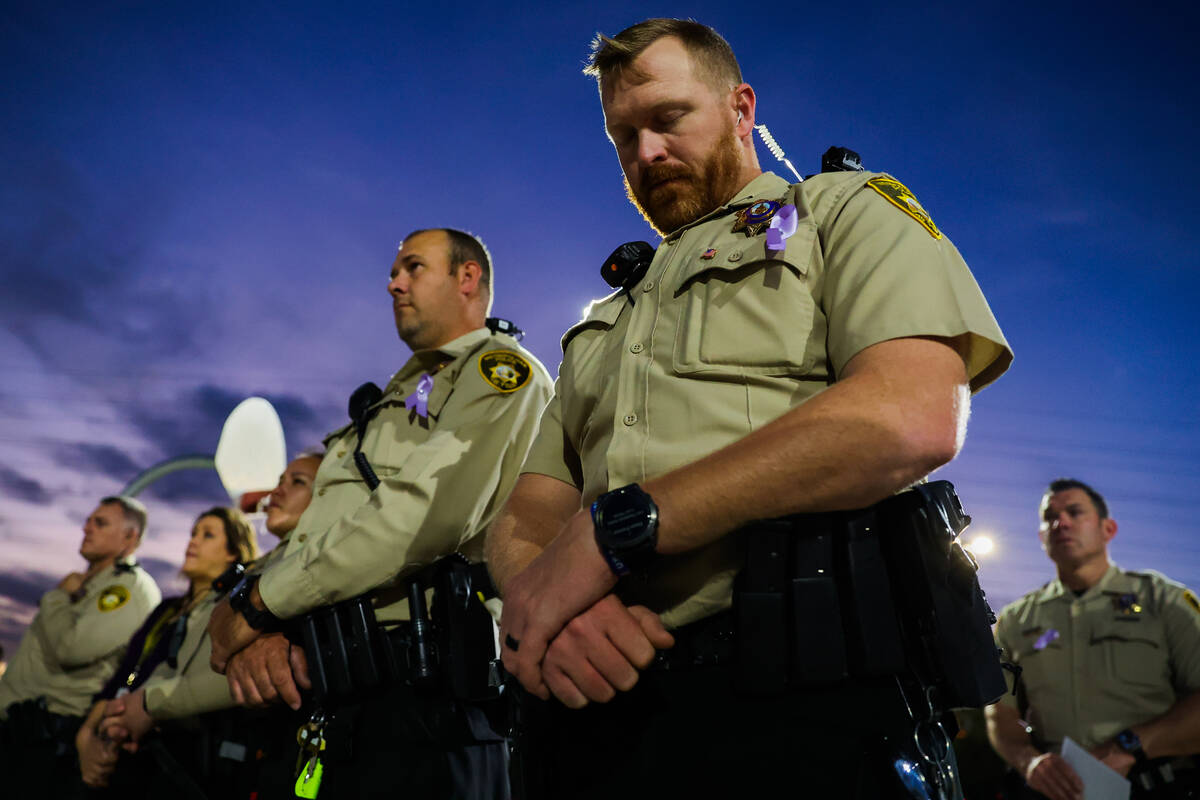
674 222 815 293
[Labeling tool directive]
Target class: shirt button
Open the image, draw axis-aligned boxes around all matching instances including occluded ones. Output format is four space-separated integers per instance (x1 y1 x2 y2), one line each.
336 450 346 458
727 251 743 263
297 534 307 542
623 413 638 426
318 488 327 496
642 280 654 292
629 342 644 354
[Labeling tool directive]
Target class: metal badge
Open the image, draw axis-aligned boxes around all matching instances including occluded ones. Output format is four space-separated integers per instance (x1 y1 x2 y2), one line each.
731 200 781 237
1114 593 1143 614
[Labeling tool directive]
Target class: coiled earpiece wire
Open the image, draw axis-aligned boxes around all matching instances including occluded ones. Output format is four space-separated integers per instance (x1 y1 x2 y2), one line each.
754 123 804 183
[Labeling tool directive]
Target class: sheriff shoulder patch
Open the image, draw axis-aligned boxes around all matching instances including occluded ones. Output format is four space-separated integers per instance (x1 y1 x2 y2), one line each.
97 585 130 612
867 176 942 240
1184 590 1200 615
479 350 532 393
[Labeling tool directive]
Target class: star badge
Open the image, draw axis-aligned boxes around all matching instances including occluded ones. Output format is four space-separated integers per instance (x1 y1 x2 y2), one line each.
731 200 781 238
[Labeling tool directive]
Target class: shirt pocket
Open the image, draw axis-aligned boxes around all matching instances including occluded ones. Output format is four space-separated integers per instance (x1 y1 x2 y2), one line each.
1090 616 1169 689
1015 640 1069 700
671 228 820 377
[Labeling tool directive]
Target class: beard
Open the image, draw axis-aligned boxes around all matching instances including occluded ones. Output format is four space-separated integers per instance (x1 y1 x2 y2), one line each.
623 127 743 237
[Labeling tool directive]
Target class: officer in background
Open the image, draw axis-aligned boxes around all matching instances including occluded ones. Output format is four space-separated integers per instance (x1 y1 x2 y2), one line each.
987 479 1200 800
0 496 161 794
84 455 322 795
489 18 1012 798
208 228 552 798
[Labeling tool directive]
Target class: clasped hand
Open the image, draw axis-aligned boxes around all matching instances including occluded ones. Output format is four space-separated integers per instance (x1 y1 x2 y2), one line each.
499 510 674 708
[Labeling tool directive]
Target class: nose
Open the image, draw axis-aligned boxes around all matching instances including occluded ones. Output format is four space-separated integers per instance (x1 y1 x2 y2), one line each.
389 272 408 296
1050 512 1070 531
636 129 669 166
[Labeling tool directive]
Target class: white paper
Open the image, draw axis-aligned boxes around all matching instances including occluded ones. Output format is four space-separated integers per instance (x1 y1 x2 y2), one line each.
1060 736 1131 800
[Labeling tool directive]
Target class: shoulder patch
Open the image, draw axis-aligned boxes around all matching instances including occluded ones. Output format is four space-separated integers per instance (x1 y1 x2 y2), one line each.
97 584 131 612
1184 590 1200 615
478 350 532 393
866 176 942 240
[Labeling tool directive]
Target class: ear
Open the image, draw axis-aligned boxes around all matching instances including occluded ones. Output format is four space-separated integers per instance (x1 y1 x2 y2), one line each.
122 526 140 553
1102 517 1118 543
732 82 756 138
456 260 483 297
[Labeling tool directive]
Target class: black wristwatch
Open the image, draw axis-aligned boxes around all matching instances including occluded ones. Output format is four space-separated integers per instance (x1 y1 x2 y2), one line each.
591 483 659 577
1115 728 1147 763
228 574 280 631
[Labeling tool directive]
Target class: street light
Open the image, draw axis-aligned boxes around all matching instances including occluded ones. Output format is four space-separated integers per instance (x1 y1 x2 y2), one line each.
965 534 995 558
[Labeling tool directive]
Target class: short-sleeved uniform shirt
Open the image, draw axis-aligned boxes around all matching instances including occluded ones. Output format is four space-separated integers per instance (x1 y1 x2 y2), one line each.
522 170 1012 629
258 326 552 622
995 564 1200 750
0 560 161 718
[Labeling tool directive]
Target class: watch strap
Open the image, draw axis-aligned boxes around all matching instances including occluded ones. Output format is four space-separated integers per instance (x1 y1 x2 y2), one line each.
1115 728 1147 762
230 575 280 631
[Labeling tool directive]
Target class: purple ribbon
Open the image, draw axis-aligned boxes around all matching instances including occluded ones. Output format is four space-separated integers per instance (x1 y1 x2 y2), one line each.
405 372 434 418
765 204 798 252
1032 628 1059 651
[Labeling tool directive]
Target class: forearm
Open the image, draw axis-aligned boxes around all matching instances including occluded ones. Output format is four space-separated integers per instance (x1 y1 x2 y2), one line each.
1135 692 1200 759
647 336 969 555
486 473 581 593
144 666 235 720
986 703 1041 774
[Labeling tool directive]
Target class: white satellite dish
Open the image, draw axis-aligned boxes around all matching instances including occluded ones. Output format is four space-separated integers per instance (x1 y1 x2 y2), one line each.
213 397 287 504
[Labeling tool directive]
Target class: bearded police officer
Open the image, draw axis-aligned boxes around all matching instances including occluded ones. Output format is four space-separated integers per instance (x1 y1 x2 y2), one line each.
987 479 1200 800
208 228 552 798
0 496 160 794
488 18 1013 799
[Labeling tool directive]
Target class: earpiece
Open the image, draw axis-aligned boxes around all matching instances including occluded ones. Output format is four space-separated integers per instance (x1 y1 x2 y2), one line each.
736 111 743 125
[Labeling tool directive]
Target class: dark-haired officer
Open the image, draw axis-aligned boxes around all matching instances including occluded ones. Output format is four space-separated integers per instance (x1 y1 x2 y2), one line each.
488 17 1012 800
987 479 1200 800
0 496 160 794
208 228 552 798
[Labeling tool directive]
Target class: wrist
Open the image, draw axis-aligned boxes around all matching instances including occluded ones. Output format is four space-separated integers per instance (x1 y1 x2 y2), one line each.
591 483 659 577
229 575 280 631
1116 728 1148 762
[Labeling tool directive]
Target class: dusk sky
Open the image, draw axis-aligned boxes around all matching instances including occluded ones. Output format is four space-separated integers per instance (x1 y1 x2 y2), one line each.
2 1 1198 658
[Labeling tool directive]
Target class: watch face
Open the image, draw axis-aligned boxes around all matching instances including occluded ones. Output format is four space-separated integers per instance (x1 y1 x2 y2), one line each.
596 488 654 547
1117 729 1141 751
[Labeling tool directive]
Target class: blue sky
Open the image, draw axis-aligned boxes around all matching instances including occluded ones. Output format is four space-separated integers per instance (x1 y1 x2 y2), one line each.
2 1 1198 656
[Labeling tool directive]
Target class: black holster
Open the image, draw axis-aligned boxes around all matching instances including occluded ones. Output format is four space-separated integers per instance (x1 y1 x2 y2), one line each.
294 555 499 707
733 480 1006 709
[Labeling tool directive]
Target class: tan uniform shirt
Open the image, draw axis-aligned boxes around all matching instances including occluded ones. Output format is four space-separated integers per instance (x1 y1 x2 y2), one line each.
143 544 292 720
523 170 1012 629
0 560 160 718
259 327 552 621
995 564 1200 750
142 591 232 720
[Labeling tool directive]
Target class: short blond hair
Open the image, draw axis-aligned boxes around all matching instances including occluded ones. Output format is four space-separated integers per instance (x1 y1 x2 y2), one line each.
583 18 742 93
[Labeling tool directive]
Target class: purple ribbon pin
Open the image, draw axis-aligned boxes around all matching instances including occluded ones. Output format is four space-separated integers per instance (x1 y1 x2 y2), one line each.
1033 628 1059 651
405 372 434 418
766 204 797 252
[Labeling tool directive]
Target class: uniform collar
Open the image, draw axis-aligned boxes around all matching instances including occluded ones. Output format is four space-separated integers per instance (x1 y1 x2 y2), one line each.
661 171 793 242
1038 562 1120 602
113 556 139 574
390 327 491 386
